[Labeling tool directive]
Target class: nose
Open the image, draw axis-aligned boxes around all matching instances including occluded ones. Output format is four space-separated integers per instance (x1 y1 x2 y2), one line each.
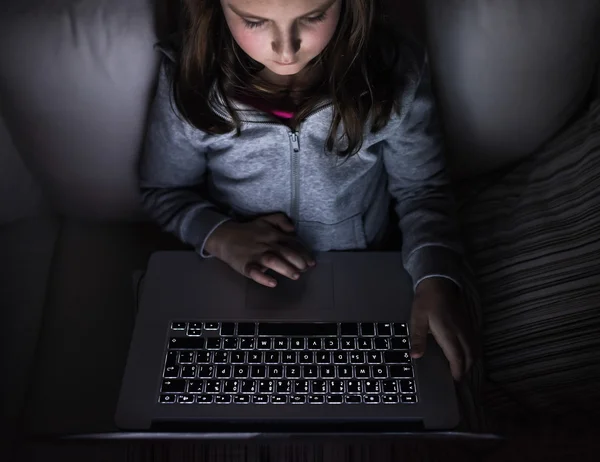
272 26 301 63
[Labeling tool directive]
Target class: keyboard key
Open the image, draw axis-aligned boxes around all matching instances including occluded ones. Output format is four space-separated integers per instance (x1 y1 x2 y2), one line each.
220 323 235 336
324 339 338 350
206 338 221 349
197 394 212 403
271 395 287 404
215 395 231 403
377 323 392 336
215 365 231 378
363 380 380 393
303 365 318 378
291 338 304 349
230 352 245 363
171 322 186 330
251 366 266 378
253 395 269 404
239 338 255 349
355 366 370 378
159 394 176 403
258 323 337 336
402 394 417 404
299 351 314 363
265 352 280 363
169 337 205 349
248 352 262 363
268 366 284 378
312 380 326 393
294 380 309 393
341 339 356 350
393 323 408 336
163 365 179 378
188 380 203 393
383 395 399 403
234 394 251 403
223 380 239 393
316 352 331 364
374 338 389 350
166 351 178 367
213 352 229 363
320 366 336 378
290 395 306 404
327 395 343 404
241 380 256 393
364 395 380 404
360 323 375 336
282 352 296 363
161 379 186 393
205 380 221 393
197 365 214 378
237 323 256 336
329 380 344 393
308 395 325 403
179 352 194 363
384 351 411 363
400 379 416 393
181 365 197 378
333 351 348 364
187 328 202 337
390 365 414 378
286 365 301 378
223 338 237 349
346 395 361 404
340 323 359 336
373 366 388 378
338 366 353 378
189 322 202 330
276 380 292 393
357 338 372 349
391 338 410 350
307 339 322 349
274 339 288 349
350 352 365 363
196 351 211 363
204 322 219 330
233 365 249 378
258 380 274 393
367 352 382 363
383 380 398 393
177 394 194 404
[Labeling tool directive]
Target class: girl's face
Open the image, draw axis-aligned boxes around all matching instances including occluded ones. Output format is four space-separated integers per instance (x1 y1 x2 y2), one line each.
221 0 342 77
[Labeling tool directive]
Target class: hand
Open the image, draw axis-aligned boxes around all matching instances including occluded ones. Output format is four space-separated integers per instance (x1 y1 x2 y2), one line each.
204 212 316 288
409 277 477 381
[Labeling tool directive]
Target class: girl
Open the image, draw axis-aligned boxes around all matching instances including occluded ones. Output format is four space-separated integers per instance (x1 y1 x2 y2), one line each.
140 0 477 387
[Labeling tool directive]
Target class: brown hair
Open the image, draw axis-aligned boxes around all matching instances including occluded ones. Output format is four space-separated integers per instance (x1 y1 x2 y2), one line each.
173 0 401 157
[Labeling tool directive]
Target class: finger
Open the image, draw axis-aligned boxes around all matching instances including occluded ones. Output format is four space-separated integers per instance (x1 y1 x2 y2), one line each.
457 331 474 376
259 251 301 281
409 302 429 359
245 263 278 288
272 243 309 272
430 322 465 381
277 238 316 269
261 213 295 233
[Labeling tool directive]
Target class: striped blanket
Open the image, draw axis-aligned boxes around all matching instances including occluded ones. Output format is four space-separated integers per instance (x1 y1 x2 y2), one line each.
455 98 600 421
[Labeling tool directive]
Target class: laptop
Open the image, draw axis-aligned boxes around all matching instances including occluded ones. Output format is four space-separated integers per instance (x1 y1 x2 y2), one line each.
115 250 461 432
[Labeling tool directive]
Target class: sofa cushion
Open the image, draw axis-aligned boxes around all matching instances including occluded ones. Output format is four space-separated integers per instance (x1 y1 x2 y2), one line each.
426 0 600 179
0 0 159 221
456 98 600 417
21 220 187 436
0 217 61 442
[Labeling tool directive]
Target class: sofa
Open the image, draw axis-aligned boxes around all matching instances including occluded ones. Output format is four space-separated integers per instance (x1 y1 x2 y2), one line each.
1 0 600 460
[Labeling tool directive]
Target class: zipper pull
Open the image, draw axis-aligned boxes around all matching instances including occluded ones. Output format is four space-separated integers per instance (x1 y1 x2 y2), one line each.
289 131 300 152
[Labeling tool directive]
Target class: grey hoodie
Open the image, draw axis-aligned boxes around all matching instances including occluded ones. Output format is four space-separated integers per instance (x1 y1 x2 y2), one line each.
139 37 465 291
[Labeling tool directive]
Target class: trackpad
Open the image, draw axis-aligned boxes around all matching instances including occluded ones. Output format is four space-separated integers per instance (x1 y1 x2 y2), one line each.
245 261 334 316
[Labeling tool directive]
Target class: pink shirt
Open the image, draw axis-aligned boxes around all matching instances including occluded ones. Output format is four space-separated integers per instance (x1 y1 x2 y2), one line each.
238 95 295 120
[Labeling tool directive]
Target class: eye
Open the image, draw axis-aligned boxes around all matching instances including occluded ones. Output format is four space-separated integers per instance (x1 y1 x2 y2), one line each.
243 19 266 29
303 12 327 24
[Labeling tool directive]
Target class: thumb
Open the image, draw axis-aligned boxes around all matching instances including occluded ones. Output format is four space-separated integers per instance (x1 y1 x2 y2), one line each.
410 303 428 359
262 213 296 233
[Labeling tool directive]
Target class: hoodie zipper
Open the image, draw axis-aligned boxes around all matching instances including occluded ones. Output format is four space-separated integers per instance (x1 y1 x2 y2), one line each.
289 130 301 222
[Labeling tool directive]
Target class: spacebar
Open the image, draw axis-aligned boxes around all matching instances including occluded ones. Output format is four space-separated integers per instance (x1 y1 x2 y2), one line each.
258 323 338 336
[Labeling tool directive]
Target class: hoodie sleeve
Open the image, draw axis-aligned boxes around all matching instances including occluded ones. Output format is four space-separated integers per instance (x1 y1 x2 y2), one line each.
139 53 232 258
383 41 465 292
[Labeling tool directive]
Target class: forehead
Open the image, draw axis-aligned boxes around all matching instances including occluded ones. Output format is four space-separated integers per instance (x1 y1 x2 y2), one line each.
225 0 331 15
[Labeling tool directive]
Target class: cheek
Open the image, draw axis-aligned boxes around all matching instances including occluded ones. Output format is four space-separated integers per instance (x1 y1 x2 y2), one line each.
229 25 266 60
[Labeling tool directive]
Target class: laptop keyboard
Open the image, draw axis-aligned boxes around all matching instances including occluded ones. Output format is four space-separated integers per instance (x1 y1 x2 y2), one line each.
159 322 417 405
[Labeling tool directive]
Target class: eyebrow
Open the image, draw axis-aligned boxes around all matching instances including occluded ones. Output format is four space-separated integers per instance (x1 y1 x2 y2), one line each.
228 0 337 20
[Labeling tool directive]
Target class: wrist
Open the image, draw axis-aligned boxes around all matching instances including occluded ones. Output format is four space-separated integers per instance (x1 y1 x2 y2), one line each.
204 221 234 258
415 276 461 295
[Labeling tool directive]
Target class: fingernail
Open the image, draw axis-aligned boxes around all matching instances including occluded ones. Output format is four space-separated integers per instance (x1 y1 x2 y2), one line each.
269 281 276 287
292 273 300 280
